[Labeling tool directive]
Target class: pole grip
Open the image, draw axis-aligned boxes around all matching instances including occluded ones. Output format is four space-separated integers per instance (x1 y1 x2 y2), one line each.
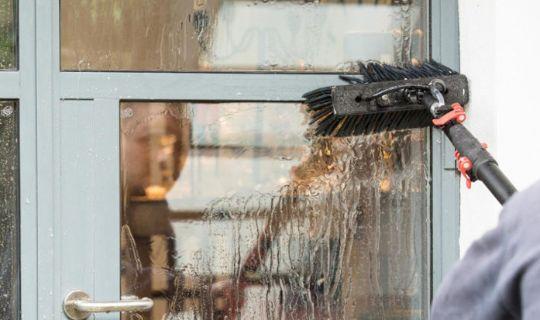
442 122 517 204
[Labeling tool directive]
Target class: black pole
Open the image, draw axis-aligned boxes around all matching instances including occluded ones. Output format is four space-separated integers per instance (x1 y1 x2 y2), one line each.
442 122 517 205
475 162 516 204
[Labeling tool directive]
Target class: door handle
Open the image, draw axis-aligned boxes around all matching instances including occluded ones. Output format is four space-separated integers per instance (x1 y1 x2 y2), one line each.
63 290 153 320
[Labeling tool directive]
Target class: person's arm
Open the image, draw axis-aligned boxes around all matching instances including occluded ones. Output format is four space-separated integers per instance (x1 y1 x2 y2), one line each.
521 256 540 319
432 180 540 320
431 225 507 319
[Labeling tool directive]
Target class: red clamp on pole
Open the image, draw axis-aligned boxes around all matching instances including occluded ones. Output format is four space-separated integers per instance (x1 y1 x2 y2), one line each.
455 151 473 189
432 103 466 127
454 144 488 189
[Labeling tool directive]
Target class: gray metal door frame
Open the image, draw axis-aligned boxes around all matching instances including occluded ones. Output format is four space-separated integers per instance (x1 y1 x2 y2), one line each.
430 0 461 294
0 0 460 318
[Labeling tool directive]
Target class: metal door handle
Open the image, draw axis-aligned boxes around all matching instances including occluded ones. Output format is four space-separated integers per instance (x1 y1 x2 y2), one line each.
63 290 153 320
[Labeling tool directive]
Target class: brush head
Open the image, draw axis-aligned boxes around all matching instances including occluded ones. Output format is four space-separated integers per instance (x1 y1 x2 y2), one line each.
303 61 469 137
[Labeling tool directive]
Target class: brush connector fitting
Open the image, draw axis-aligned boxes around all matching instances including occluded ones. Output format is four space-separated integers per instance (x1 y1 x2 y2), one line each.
432 103 466 127
428 84 446 116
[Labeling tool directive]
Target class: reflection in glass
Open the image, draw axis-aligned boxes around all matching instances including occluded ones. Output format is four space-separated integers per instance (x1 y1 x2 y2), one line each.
0 0 16 69
0 101 18 319
120 102 429 319
61 0 427 72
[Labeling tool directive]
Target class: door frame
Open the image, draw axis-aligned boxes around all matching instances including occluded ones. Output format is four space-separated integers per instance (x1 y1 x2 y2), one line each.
430 0 461 296
2 0 461 318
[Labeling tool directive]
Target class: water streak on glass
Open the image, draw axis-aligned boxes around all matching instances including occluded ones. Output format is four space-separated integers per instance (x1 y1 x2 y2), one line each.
0 0 16 69
61 0 427 72
0 101 18 319
120 102 429 319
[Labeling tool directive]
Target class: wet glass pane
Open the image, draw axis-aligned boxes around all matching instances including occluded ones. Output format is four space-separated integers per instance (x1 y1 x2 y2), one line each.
120 101 429 319
61 0 427 72
0 0 16 69
0 101 19 319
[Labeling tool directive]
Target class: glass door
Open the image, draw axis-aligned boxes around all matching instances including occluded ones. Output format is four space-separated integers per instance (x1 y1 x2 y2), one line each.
119 101 429 319
50 0 460 319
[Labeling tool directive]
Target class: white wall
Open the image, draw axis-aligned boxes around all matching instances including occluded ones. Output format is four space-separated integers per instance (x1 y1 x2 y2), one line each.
458 0 540 254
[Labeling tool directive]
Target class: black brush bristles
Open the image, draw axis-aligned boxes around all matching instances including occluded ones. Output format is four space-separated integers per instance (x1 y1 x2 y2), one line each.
303 60 461 137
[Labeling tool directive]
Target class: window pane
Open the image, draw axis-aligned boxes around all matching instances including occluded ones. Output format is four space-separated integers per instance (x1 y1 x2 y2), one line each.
0 101 18 319
0 0 16 69
62 0 427 72
120 101 429 319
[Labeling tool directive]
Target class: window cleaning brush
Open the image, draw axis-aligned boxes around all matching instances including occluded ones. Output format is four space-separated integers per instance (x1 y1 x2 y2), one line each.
303 61 517 204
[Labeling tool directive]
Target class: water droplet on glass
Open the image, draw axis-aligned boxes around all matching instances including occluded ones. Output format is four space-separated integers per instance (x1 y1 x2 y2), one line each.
1 105 14 117
121 107 134 119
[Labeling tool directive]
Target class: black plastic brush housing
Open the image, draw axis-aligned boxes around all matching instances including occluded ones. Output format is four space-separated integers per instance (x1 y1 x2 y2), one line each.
303 61 470 137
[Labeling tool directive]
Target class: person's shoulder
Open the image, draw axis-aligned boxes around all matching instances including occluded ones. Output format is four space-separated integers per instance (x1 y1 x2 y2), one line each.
499 179 540 247
502 179 540 219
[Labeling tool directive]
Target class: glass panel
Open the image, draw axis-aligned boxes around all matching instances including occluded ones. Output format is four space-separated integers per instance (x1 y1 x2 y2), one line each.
120 101 429 319
0 0 16 69
61 0 427 72
0 101 19 319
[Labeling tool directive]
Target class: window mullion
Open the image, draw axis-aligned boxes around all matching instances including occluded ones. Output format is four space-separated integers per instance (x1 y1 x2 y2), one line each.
59 72 344 101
